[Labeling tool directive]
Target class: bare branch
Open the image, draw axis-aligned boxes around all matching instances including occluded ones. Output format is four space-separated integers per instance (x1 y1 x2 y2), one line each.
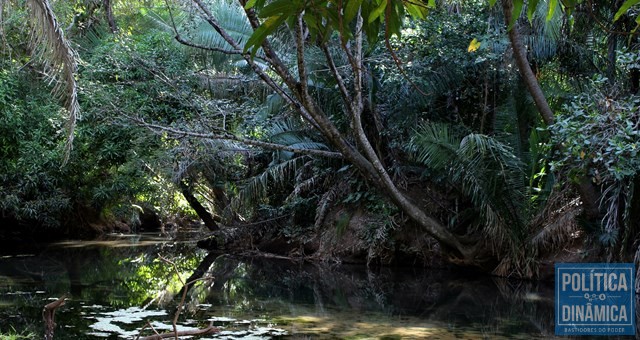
351 9 364 119
320 43 354 114
187 0 321 129
295 12 308 96
129 116 343 159
174 34 243 55
237 0 298 87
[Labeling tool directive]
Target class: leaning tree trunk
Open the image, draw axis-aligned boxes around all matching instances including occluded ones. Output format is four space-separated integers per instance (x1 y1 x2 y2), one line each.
179 180 219 231
501 0 601 220
189 0 483 265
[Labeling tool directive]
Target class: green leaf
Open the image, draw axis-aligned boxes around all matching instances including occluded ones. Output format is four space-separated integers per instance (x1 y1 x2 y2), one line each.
344 0 363 24
509 0 523 30
405 2 427 19
304 11 320 31
488 0 497 7
563 0 577 16
244 15 287 56
363 19 380 44
368 0 387 24
546 0 557 21
614 0 640 21
258 0 296 18
245 0 266 10
386 0 404 37
244 0 258 9
527 0 539 23
632 15 640 33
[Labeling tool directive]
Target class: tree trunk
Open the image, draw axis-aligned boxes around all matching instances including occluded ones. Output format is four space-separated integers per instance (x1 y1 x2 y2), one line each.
192 0 484 266
179 180 219 231
103 0 117 33
501 0 601 220
501 0 554 126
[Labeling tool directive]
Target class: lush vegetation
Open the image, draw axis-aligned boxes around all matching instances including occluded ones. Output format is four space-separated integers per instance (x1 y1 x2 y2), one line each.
1 0 639 277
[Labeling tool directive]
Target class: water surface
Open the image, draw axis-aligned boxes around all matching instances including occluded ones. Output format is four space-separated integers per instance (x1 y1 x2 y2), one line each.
0 233 558 338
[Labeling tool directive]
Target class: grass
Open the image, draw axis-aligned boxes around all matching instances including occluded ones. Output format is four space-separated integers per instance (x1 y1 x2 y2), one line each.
0 328 35 340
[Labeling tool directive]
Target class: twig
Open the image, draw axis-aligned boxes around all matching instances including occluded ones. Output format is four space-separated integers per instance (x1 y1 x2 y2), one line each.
136 321 161 340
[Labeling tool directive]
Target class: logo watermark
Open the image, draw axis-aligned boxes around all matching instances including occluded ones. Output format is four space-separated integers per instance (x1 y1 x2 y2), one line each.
555 263 635 336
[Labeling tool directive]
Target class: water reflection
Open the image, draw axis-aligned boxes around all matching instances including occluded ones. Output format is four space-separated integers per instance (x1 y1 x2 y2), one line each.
188 257 557 338
0 234 558 338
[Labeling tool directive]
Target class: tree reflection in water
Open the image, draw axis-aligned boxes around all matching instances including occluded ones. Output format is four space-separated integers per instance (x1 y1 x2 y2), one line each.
0 235 559 338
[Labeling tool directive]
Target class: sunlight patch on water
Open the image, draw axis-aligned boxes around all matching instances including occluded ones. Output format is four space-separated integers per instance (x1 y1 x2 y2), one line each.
0 254 36 259
101 306 167 323
270 313 491 339
52 239 169 249
83 305 289 338
87 306 168 337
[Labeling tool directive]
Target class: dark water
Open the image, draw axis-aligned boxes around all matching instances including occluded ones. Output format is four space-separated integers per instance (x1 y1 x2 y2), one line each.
0 233 559 339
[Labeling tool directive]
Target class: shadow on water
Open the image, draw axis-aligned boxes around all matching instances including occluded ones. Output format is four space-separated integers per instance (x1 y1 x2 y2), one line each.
0 234 565 338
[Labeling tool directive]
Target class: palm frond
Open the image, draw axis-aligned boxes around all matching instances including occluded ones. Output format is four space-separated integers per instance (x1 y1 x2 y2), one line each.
409 123 527 251
179 0 252 52
407 123 463 170
144 8 188 33
26 0 79 163
266 117 329 152
229 156 307 212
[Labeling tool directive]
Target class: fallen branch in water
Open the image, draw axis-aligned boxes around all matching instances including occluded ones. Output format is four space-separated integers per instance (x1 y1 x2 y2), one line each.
240 250 304 261
137 321 161 339
43 295 67 340
135 255 217 340
137 325 219 340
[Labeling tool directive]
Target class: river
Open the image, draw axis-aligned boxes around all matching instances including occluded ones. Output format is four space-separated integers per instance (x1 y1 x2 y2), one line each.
0 233 558 338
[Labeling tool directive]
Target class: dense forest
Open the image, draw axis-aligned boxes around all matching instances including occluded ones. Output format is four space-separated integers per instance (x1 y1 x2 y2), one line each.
1 0 640 280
